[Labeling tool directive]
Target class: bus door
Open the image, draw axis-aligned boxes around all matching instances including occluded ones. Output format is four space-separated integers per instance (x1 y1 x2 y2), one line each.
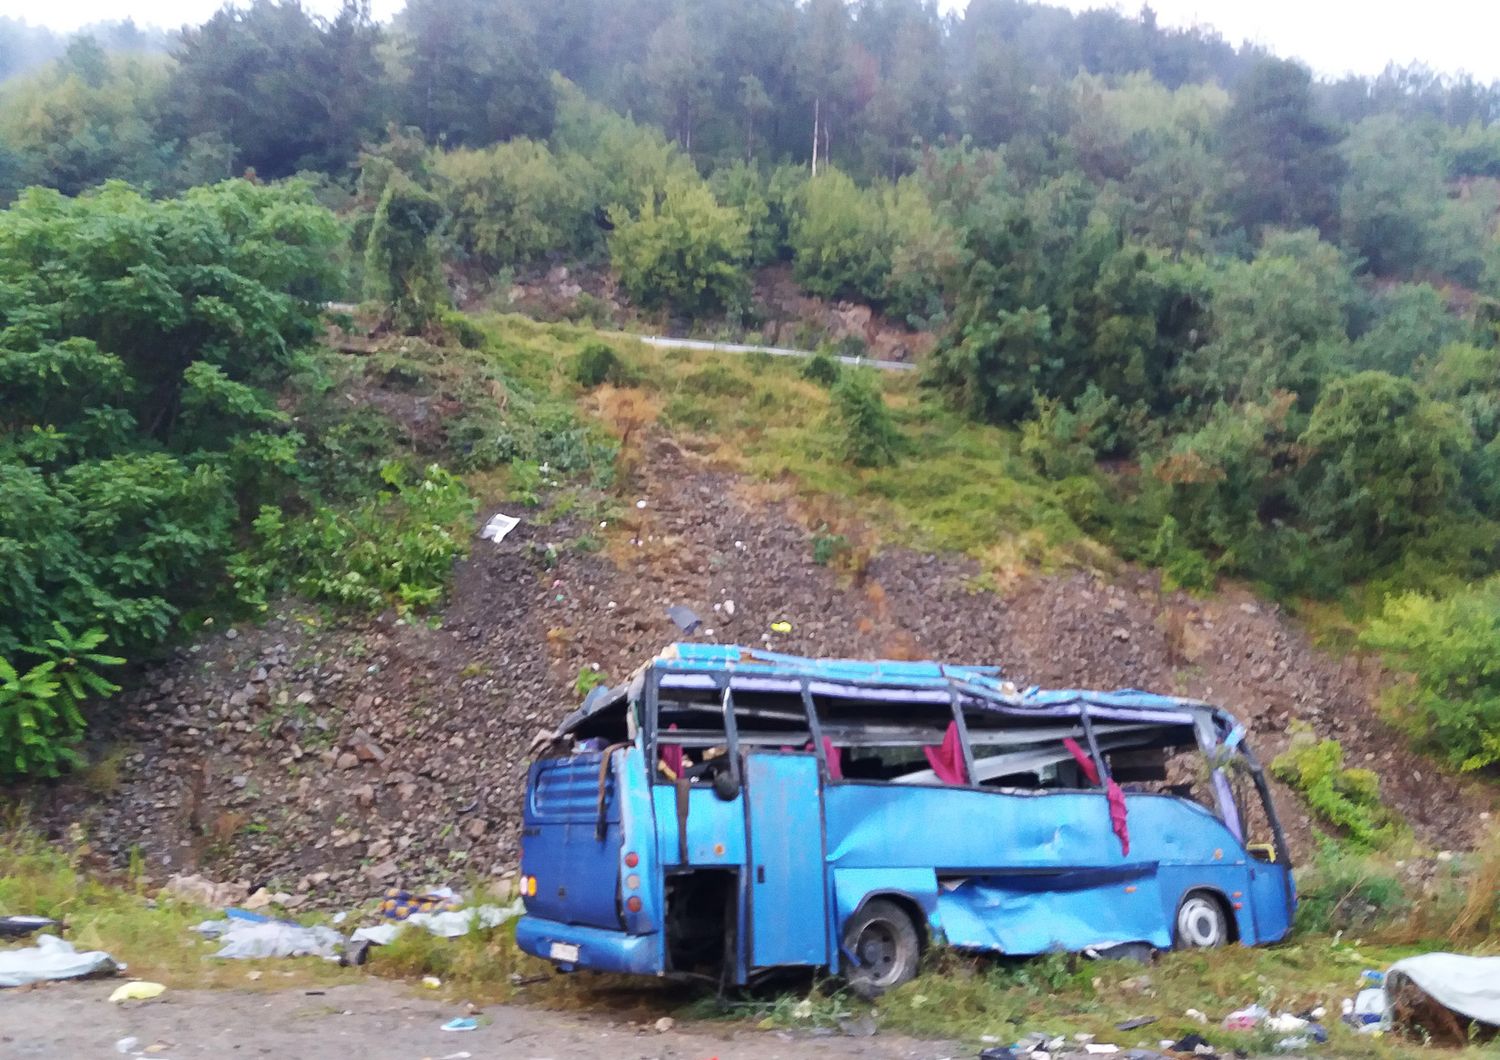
744 750 829 968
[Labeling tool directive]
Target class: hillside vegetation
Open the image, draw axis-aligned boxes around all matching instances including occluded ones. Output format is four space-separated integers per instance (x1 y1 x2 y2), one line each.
0 0 1497 803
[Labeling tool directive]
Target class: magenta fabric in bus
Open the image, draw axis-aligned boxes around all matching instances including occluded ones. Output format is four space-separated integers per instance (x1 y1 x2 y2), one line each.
661 723 683 775
1062 737 1099 784
1107 779 1130 855
823 737 844 780
924 722 967 784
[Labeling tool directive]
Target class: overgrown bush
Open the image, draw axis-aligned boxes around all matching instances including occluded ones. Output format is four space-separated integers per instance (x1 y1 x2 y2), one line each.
365 175 449 333
1361 576 1500 772
432 138 595 270
573 342 624 388
1271 725 1399 848
0 626 121 779
832 370 903 468
607 178 750 315
801 351 841 386
233 463 476 612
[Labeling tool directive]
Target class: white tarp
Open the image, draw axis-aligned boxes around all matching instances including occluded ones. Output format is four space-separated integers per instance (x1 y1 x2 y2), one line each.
0 934 118 987
349 901 523 946
194 917 344 959
1387 953 1500 1027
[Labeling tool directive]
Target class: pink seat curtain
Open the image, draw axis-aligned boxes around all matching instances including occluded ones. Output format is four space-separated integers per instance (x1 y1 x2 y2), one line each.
660 723 683 776
1107 779 1130 855
1062 737 1100 785
923 721 968 784
822 737 844 780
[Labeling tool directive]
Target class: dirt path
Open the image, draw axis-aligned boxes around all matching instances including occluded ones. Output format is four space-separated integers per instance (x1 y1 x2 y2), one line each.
0 980 955 1060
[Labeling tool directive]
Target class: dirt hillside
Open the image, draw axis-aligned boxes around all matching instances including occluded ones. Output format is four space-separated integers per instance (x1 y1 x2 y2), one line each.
28 435 1493 904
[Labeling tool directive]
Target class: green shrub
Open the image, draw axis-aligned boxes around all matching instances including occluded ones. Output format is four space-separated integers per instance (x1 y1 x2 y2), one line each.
0 626 121 780
801 351 841 386
573 666 607 697
233 463 476 612
364 175 449 333
1271 725 1399 849
573 342 623 388
832 370 904 468
607 177 750 315
811 531 849 567
1361 577 1500 772
1293 841 1409 934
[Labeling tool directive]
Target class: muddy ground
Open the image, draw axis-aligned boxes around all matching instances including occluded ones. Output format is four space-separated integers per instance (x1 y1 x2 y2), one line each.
0 980 957 1060
24 434 1496 903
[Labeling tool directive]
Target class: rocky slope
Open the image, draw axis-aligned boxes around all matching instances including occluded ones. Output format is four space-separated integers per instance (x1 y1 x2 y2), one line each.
29 436 1493 905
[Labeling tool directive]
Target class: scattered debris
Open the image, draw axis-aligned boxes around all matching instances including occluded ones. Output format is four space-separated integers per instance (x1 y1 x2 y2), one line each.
349 900 522 946
1221 1003 1266 1030
108 981 166 1003
666 605 702 634
0 935 118 987
422 975 442 989
770 620 792 634
1115 1016 1157 1031
378 887 459 920
478 512 519 545
0 915 60 939
195 912 343 960
653 1016 676 1033
440 1017 479 1032
115 1037 139 1054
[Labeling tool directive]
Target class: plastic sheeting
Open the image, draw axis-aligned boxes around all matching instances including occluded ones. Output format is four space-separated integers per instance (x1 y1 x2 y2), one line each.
349 901 523 946
1387 953 1500 1027
195 916 344 959
0 934 118 987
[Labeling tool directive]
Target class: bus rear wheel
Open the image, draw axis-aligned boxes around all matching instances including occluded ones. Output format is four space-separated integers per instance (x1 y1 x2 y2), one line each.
1174 891 1230 949
843 898 921 998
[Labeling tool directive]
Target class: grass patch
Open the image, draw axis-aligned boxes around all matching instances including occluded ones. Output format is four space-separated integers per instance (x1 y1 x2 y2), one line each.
470 318 1107 575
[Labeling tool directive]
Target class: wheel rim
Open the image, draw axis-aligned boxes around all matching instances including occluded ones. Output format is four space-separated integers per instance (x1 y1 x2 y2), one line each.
1177 895 1225 947
854 920 900 982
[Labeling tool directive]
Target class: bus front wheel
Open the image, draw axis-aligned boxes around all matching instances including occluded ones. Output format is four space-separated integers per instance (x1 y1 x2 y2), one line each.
1174 891 1230 949
842 898 921 997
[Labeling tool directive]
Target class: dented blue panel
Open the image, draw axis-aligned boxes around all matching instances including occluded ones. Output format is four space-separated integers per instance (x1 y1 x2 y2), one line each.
824 783 1261 953
938 869 1170 951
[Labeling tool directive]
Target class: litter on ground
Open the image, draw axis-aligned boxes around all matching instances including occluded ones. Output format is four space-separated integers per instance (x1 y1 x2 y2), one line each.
0 934 118 988
108 981 166 1002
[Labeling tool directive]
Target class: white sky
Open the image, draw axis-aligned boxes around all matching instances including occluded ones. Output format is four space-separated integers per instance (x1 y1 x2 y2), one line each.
3 0 1499 82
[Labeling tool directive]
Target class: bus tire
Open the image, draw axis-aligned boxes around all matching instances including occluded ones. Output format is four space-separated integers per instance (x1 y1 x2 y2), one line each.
843 898 921 998
1174 890 1230 949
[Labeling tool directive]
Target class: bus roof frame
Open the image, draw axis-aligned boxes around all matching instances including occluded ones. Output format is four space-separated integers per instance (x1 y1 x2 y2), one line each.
556 643 1232 737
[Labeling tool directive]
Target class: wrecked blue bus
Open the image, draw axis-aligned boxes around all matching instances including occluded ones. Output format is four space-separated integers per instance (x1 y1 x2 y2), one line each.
516 645 1294 993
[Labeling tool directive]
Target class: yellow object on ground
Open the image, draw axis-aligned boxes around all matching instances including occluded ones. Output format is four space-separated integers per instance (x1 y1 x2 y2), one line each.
109 981 166 1002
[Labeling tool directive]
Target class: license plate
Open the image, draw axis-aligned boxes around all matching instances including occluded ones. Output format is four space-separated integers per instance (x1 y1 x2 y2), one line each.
549 942 580 963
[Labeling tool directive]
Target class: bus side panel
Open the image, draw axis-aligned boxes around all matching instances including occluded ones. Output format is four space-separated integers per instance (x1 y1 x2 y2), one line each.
937 868 1170 952
650 786 747 867
823 784 1261 954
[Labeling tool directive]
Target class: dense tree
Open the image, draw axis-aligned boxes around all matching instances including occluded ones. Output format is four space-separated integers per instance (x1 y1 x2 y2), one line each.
164 0 384 179
1299 372 1471 576
396 0 555 147
1219 58 1345 235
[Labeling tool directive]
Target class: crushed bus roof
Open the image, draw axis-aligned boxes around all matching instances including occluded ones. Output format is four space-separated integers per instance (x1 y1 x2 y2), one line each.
556 644 1226 735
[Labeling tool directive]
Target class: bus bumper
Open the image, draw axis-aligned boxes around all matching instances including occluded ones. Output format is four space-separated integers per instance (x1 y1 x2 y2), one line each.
515 915 662 975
